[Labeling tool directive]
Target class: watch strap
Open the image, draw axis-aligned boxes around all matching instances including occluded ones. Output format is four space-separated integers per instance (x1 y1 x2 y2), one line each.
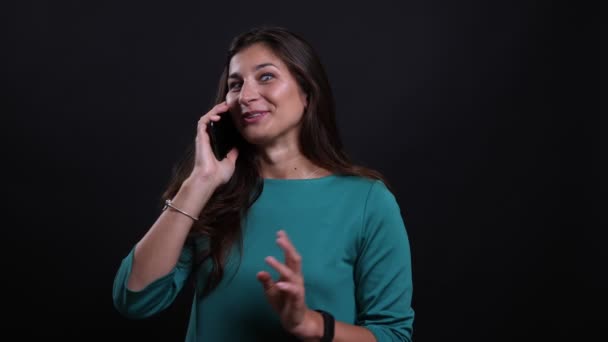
314 309 335 342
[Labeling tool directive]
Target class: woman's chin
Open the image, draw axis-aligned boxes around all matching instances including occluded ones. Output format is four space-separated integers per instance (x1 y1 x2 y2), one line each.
241 132 273 147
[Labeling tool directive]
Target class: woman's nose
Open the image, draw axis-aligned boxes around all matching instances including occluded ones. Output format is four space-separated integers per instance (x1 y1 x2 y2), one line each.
238 81 259 104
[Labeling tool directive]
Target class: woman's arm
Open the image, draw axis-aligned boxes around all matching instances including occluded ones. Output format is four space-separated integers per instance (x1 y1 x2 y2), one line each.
127 173 218 291
353 180 415 341
302 310 377 342
127 102 237 291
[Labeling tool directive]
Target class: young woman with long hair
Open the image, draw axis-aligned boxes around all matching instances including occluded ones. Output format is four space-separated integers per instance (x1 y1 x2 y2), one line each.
113 26 414 341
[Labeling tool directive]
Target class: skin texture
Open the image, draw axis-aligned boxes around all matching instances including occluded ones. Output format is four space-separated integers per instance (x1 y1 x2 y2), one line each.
225 43 308 148
223 43 329 180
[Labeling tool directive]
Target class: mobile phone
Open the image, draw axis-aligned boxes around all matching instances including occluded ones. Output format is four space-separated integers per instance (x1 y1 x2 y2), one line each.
206 112 239 161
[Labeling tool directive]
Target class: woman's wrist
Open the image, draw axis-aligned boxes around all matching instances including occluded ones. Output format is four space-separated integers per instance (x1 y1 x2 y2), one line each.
293 309 324 341
186 168 221 190
167 172 219 219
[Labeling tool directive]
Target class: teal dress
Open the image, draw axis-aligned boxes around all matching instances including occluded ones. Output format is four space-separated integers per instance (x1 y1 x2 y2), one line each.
113 175 415 341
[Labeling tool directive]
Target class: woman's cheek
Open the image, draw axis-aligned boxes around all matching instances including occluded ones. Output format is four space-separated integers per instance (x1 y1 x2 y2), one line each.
225 92 236 105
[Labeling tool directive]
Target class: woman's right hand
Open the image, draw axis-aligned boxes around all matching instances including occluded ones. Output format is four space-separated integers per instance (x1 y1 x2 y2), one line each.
190 101 239 187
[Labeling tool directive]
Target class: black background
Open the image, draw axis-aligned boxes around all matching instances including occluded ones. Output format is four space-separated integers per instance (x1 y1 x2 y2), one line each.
3 0 601 341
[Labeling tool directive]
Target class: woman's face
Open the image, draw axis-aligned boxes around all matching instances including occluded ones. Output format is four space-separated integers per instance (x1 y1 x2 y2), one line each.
225 43 308 146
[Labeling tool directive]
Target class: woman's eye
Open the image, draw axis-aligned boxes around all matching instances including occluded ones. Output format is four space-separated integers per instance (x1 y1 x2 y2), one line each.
228 82 241 90
260 73 274 82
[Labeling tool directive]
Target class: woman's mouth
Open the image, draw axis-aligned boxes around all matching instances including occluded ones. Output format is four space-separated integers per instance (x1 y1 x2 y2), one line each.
242 111 268 124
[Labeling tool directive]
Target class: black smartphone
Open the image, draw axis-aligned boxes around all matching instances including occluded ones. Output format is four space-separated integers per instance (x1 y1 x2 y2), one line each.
206 112 240 161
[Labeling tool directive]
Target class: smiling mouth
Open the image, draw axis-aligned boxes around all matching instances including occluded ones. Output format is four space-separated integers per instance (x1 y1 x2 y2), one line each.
243 112 265 118
242 111 268 123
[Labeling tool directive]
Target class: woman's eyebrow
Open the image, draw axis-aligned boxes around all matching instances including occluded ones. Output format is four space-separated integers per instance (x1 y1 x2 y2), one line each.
229 63 278 79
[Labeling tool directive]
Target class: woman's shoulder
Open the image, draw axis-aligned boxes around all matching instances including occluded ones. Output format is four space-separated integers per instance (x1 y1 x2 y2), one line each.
331 174 400 209
331 174 390 193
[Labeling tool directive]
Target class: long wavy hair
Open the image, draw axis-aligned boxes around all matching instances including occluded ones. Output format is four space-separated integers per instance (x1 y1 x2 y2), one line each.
161 26 391 296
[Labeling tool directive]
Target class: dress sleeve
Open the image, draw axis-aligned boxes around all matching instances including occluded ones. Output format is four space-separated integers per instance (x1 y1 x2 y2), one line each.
112 241 195 319
354 180 415 341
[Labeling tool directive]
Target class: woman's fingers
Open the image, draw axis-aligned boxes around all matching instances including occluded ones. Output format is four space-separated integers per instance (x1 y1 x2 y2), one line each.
256 271 276 292
194 102 230 166
275 281 302 297
201 102 229 121
198 104 227 129
265 256 299 282
197 102 229 132
258 271 302 300
276 230 302 274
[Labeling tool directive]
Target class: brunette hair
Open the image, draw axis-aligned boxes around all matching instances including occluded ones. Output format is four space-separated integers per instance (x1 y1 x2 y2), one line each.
162 26 390 296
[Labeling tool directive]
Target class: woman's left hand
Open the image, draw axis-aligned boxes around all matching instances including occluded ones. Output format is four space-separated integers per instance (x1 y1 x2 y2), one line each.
256 230 319 339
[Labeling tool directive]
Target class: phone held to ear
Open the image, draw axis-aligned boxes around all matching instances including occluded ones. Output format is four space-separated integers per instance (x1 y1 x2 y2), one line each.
206 112 239 161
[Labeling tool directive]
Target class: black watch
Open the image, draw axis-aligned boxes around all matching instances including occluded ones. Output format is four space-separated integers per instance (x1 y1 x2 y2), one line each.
314 309 335 342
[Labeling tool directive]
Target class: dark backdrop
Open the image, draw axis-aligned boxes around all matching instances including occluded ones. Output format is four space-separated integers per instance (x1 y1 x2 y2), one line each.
3 0 600 341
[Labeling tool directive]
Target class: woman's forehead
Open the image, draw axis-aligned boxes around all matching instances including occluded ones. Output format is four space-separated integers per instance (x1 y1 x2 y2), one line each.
229 44 284 74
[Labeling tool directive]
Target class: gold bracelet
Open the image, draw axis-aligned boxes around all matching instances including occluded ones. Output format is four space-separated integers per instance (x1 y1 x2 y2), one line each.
163 199 199 221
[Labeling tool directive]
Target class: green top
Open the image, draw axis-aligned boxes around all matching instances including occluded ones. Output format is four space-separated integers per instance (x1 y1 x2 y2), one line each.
113 175 414 341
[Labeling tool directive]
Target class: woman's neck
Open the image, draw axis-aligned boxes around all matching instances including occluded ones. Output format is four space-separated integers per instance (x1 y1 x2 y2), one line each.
256 145 322 179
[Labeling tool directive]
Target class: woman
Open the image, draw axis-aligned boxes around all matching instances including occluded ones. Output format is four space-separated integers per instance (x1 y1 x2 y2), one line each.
113 26 414 341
